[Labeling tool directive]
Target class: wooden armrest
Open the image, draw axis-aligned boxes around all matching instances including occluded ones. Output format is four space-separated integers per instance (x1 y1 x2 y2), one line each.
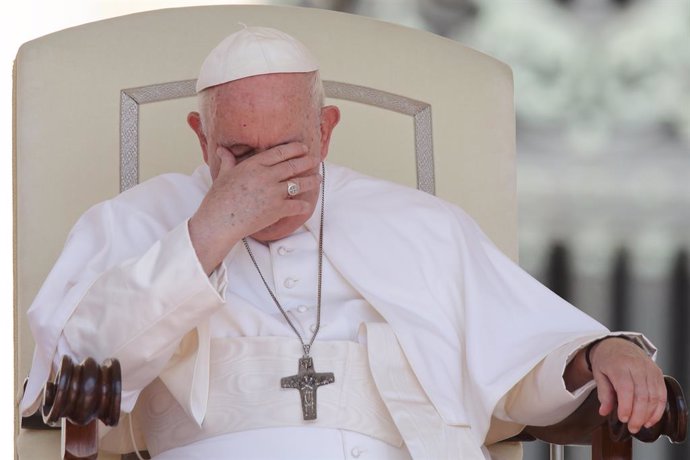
21 356 122 460
512 375 687 446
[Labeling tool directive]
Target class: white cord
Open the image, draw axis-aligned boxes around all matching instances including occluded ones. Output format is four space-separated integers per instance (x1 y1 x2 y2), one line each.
127 412 147 460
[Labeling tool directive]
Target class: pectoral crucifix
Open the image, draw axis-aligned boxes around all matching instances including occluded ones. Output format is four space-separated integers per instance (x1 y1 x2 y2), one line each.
281 356 335 420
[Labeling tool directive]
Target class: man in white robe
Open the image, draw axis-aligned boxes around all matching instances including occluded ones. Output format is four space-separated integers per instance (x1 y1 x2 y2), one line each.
20 27 666 459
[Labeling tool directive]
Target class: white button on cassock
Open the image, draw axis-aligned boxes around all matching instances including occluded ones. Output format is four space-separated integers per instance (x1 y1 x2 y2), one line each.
309 323 325 333
297 305 308 313
277 246 290 256
351 447 363 458
283 278 298 289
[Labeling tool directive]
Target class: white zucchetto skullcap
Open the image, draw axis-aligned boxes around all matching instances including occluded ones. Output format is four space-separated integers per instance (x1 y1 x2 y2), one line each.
195 26 320 93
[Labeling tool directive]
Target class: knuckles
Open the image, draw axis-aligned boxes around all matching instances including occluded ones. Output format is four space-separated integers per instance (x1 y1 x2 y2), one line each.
633 392 650 403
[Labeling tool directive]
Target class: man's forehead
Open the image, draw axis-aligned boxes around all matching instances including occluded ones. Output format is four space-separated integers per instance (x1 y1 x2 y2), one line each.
210 72 315 104
209 77 314 133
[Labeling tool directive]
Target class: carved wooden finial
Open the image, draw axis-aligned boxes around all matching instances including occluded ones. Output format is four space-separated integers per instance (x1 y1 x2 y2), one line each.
42 356 121 427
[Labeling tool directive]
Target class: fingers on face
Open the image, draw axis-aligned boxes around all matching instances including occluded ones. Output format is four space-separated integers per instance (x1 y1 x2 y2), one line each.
263 142 309 166
282 198 314 216
247 142 320 181
275 153 322 183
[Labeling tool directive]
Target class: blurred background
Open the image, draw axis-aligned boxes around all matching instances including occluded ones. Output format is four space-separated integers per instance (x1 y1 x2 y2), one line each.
4 0 689 459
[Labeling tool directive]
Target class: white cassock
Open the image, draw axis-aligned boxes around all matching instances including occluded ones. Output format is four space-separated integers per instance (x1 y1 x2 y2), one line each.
20 163 653 459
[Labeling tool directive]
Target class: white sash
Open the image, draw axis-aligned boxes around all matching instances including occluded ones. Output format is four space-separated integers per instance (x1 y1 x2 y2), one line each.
103 327 522 459
134 336 403 457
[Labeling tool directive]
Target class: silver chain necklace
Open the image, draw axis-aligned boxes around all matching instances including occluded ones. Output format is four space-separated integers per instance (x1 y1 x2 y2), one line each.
242 163 334 421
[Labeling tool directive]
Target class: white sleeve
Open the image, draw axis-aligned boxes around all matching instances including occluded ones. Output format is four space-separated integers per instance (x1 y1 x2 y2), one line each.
493 333 656 426
56 219 227 406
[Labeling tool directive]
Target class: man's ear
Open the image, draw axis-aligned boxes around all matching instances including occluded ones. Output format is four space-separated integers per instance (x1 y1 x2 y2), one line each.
318 105 341 161
187 111 209 164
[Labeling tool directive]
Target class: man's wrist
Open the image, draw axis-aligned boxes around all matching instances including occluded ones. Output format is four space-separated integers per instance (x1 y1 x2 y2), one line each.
585 335 640 373
188 215 240 275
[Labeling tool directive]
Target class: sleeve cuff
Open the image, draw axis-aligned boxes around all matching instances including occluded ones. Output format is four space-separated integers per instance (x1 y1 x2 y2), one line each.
183 218 228 301
61 219 227 390
496 334 604 426
602 331 657 360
